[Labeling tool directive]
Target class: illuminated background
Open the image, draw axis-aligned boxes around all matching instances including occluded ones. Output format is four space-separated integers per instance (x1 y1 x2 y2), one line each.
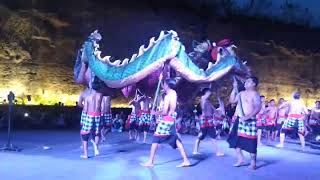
0 0 319 107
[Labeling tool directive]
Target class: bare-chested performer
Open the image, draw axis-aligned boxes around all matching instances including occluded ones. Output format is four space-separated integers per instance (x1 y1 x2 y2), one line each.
128 94 143 140
141 78 190 167
229 77 261 170
265 99 277 141
255 95 266 145
78 88 90 127
309 101 320 138
138 95 152 143
213 90 226 140
274 98 288 140
276 92 308 151
193 88 224 156
100 96 112 142
78 87 90 148
80 77 103 158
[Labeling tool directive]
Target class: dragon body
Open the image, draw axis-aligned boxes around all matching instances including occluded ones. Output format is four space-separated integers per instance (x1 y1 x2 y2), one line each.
74 30 249 99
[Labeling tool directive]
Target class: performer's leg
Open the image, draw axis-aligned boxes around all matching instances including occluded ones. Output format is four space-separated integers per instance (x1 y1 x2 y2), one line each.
129 129 132 139
81 133 90 158
209 127 224 156
271 126 276 141
249 153 257 170
141 143 159 167
233 148 244 166
274 128 279 141
298 133 305 151
176 139 191 167
216 129 221 140
143 131 147 143
193 131 204 154
176 132 182 140
266 129 270 142
101 127 107 142
257 129 263 145
93 134 100 156
81 141 88 158
277 133 286 148
211 138 224 156
134 129 138 140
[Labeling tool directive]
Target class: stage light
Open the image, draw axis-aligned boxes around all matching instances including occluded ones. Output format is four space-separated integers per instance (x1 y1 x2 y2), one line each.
24 113 29 117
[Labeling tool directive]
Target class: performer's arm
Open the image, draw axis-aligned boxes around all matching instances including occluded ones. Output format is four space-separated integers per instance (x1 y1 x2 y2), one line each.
78 93 84 108
229 78 238 104
75 62 87 84
279 101 289 110
311 109 320 121
217 93 225 116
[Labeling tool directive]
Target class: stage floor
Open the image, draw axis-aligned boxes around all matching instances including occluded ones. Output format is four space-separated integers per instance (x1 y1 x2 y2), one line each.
0 130 319 180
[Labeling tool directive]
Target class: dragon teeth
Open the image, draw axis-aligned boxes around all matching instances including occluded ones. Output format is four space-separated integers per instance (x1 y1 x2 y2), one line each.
207 62 213 70
130 54 137 61
112 60 121 66
138 45 145 56
121 58 129 65
155 31 165 42
101 56 111 61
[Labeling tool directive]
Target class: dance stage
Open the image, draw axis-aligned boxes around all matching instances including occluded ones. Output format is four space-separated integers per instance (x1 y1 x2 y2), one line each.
0 131 319 180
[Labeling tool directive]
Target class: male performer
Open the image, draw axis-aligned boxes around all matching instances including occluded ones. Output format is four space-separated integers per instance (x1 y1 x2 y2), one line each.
128 94 144 140
100 96 112 142
265 99 277 141
229 77 261 170
277 92 308 151
80 77 103 158
193 88 224 156
213 90 226 139
309 101 320 138
78 88 91 127
138 95 152 143
274 98 288 139
141 78 190 167
256 95 266 145
78 87 90 148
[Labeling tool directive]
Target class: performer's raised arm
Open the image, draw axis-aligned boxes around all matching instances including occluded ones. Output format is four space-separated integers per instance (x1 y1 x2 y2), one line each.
229 78 239 104
75 61 88 84
216 90 225 116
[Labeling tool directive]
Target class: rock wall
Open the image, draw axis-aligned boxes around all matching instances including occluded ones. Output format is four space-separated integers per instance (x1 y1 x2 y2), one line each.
0 2 319 107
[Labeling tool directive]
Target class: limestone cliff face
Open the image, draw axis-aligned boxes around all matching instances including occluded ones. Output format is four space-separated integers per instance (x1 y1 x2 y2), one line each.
0 2 319 107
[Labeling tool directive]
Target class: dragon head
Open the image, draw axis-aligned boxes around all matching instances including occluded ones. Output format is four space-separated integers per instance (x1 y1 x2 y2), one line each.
211 39 237 61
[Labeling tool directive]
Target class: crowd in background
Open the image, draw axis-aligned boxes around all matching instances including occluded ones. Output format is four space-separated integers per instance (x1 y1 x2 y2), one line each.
0 100 319 142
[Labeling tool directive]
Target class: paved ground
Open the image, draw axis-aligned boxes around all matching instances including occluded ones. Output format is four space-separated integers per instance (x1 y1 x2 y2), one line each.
0 130 319 180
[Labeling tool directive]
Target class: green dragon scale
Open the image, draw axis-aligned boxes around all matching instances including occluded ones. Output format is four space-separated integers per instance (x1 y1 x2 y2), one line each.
75 30 248 89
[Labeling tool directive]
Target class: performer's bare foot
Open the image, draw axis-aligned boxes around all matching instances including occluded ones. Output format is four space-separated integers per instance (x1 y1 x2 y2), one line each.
80 155 88 159
192 151 201 155
91 140 100 156
94 149 100 156
275 144 284 148
248 164 257 170
233 160 245 167
301 146 306 152
176 161 191 168
140 161 154 167
216 152 224 157
258 142 264 146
